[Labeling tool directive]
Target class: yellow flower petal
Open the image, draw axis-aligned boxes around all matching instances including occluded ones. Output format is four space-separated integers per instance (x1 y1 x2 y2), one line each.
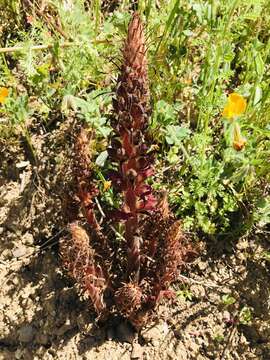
232 122 246 151
228 93 247 115
0 87 9 104
222 92 246 119
103 181 111 192
222 105 231 119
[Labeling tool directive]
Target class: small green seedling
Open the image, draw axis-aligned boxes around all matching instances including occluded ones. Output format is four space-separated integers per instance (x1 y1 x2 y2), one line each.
176 286 193 301
221 294 236 306
239 306 252 325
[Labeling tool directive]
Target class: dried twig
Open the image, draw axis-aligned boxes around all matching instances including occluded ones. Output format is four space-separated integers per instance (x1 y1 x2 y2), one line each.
178 274 222 289
0 42 73 53
0 39 111 54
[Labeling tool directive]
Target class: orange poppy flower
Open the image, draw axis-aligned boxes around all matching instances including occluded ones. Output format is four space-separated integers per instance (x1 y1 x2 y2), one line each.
232 122 246 151
222 93 246 120
0 87 8 104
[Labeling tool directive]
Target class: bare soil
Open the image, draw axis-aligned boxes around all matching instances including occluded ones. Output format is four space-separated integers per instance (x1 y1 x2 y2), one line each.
0 120 269 360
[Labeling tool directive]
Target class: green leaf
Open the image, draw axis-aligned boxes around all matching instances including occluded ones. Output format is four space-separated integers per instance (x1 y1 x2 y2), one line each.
165 125 190 145
222 294 236 306
95 150 108 167
254 52 264 77
262 251 270 262
253 85 262 105
167 146 179 163
239 306 252 325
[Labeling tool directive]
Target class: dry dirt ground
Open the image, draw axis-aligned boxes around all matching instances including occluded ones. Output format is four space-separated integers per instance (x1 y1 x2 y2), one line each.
0 120 270 360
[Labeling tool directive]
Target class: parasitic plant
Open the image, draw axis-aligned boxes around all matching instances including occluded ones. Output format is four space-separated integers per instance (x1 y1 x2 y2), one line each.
108 12 156 283
60 13 193 329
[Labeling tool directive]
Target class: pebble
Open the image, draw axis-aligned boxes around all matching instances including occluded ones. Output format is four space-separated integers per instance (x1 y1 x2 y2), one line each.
12 276 20 285
22 232 34 245
16 161 30 169
223 310 231 322
141 321 169 345
12 245 27 258
15 349 23 359
197 261 207 271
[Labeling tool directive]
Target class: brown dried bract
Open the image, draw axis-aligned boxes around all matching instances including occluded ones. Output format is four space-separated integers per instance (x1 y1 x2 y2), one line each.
60 223 106 313
74 128 99 229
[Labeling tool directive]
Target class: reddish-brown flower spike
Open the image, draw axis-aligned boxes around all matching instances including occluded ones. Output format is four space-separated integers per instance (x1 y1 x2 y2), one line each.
124 13 147 71
117 12 150 131
109 12 156 282
60 223 106 313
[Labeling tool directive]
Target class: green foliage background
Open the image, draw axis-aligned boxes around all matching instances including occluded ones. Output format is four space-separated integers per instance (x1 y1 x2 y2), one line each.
0 0 269 236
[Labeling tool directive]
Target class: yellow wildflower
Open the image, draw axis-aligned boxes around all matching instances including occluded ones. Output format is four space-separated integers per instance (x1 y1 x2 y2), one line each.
103 180 112 192
0 87 9 104
222 93 246 120
232 122 246 151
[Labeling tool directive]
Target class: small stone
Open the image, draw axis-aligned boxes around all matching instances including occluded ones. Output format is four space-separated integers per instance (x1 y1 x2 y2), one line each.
223 310 231 322
12 245 27 258
131 343 143 359
197 261 207 271
22 232 34 245
16 161 30 169
12 276 19 286
15 349 24 359
18 325 34 343
141 321 169 345
116 322 135 343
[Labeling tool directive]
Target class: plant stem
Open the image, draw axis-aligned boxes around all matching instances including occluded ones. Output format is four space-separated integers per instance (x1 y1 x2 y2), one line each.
0 43 73 54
